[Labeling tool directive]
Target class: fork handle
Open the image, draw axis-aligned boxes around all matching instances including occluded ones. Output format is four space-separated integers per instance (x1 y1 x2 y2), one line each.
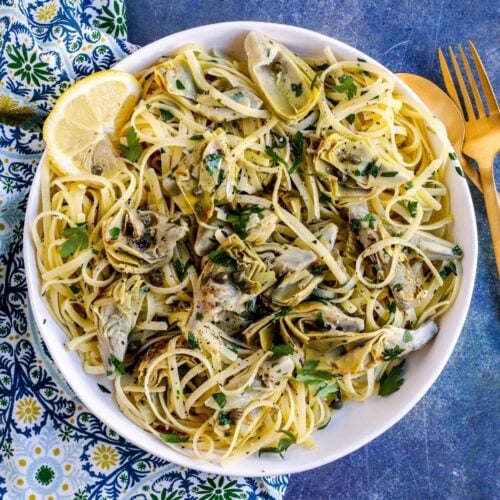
477 157 500 276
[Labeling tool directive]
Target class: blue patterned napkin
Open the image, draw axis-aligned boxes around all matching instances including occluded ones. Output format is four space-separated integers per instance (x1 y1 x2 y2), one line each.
0 1 288 497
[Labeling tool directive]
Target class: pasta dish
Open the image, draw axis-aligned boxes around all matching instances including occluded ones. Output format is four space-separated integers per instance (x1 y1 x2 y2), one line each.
33 32 463 464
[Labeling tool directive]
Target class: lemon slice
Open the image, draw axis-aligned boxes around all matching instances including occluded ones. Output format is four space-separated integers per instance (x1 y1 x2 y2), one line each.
43 70 141 175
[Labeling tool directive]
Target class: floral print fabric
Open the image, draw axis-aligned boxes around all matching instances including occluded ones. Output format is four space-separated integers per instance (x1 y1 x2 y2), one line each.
0 1 289 498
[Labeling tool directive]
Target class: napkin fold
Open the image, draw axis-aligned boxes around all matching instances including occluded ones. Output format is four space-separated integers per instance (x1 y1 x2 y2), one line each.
0 1 288 497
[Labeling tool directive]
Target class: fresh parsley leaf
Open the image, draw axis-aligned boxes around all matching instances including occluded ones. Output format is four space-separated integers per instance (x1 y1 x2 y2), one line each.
271 306 292 323
175 79 185 90
270 131 287 148
109 355 126 375
350 212 376 234
455 166 465 177
310 74 319 89
160 433 189 443
97 383 111 394
354 162 379 177
452 245 463 256
204 152 225 176
227 206 265 239
310 263 329 275
270 344 294 357
382 346 404 360
439 262 457 279
190 134 204 140
346 113 356 124
296 360 339 400
406 200 418 217
313 63 329 70
160 109 173 122
289 131 304 174
406 180 414 189
378 360 405 396
316 382 340 399
120 127 143 163
69 285 80 294
208 249 236 268
333 74 357 99
196 312 203 321
187 331 199 349
315 312 325 328
319 192 332 204
173 258 192 281
388 301 396 314
259 429 297 458
265 146 288 168
393 283 404 292
109 227 120 240
380 171 398 177
217 412 233 426
212 392 227 408
60 223 89 259
291 82 303 97
448 152 457 160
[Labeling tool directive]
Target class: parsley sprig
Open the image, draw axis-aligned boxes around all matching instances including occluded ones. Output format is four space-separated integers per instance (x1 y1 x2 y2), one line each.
288 131 304 174
226 206 265 238
60 223 89 259
378 360 405 396
332 74 357 99
120 127 143 162
258 429 297 458
295 360 339 400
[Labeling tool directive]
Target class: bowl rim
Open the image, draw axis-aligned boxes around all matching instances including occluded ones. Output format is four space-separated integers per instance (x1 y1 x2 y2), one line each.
23 20 478 476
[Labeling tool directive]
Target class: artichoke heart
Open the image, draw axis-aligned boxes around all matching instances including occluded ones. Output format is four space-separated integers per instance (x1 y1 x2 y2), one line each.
318 133 410 188
198 234 276 318
245 32 320 122
306 321 438 375
92 275 147 376
102 207 188 273
155 57 198 100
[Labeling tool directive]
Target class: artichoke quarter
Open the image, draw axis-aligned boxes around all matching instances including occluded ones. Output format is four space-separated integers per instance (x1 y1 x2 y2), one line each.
245 32 321 122
102 207 188 274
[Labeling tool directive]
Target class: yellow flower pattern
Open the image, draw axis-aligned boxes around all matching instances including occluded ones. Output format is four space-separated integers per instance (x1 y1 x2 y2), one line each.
92 444 119 470
15 397 42 424
35 2 59 22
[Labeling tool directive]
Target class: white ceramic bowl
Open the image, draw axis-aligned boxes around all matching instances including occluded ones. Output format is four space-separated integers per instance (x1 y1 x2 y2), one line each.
23 21 478 477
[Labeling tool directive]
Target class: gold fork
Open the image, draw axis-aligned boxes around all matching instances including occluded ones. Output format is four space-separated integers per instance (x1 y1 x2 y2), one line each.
438 41 500 275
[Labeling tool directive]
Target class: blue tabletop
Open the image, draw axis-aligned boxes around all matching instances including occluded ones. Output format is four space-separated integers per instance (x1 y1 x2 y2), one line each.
125 1 500 498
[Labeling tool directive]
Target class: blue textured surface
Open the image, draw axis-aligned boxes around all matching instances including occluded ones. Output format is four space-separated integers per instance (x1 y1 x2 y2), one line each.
125 1 500 498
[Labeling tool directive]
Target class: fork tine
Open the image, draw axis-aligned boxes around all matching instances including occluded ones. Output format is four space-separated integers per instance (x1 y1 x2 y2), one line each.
468 40 499 114
458 44 485 118
438 48 463 113
448 45 475 120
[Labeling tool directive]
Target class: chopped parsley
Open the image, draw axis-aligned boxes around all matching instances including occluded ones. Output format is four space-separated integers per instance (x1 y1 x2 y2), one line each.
350 212 376 234
226 206 265 238
448 152 457 160
217 412 233 426
354 162 379 177
195 312 203 321
333 74 357 99
258 429 297 459
271 306 292 323
109 355 126 375
212 392 227 409
270 344 295 357
173 258 192 281
175 79 185 90
315 312 325 328
291 82 303 97
187 331 199 350
160 109 173 122
120 127 143 162
388 301 396 314
288 131 304 174
319 192 332 204
382 346 404 360
346 113 356 124
208 249 236 268
310 74 319 89
403 330 413 343
160 433 189 443
393 283 404 292
109 227 120 240
69 285 80 294
311 263 329 275
452 245 463 256
380 171 399 177
97 383 111 394
378 360 405 396
406 200 418 217
60 223 89 259
455 166 465 177
270 131 287 148
265 146 287 168
190 134 204 140
406 180 414 189
204 152 225 176
439 262 457 279
295 360 339 400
